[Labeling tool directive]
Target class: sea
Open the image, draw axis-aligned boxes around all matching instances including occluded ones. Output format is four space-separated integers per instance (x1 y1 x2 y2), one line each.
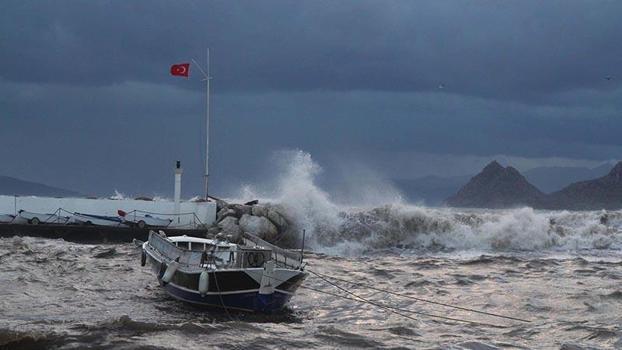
1 152 621 349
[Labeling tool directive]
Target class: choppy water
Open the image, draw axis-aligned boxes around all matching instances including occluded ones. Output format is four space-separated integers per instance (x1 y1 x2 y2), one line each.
1 235 621 350
2 152 622 349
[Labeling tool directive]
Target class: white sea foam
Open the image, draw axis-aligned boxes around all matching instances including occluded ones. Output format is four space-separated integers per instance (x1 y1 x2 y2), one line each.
228 150 622 255
110 190 126 200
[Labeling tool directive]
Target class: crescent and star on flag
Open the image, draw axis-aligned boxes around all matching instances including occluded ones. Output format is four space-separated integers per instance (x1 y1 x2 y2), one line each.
170 63 190 77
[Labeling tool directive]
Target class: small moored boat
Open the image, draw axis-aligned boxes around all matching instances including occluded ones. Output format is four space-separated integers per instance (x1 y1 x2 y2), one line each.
119 210 172 229
141 231 307 312
72 212 123 226
0 214 15 223
18 210 70 225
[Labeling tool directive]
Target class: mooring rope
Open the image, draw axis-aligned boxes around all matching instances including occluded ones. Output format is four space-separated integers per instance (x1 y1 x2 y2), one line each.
242 271 458 325
209 243 233 321
295 280 507 328
212 269 233 321
308 269 531 323
304 269 509 328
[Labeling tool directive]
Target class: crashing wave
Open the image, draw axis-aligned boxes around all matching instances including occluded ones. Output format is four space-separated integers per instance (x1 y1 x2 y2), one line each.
229 150 622 255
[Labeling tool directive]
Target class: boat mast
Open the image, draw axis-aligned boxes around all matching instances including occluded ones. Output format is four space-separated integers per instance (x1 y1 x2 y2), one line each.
204 48 211 200
192 49 212 201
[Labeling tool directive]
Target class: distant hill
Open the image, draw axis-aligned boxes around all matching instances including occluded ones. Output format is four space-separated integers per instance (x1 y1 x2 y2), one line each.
391 164 610 205
523 163 612 193
0 175 81 197
445 161 546 208
546 162 622 210
445 161 622 210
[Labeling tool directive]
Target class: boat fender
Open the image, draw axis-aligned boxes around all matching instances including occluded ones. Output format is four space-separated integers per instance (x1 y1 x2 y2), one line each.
141 250 146 267
161 261 179 284
259 260 276 295
199 270 210 296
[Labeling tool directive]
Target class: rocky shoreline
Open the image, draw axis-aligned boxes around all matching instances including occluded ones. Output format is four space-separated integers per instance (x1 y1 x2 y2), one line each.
207 198 294 246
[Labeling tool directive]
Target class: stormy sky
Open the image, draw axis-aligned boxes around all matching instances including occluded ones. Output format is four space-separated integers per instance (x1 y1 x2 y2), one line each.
1 1 621 197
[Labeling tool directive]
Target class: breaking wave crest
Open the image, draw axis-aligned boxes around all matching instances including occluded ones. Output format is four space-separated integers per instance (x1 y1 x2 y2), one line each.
232 150 622 255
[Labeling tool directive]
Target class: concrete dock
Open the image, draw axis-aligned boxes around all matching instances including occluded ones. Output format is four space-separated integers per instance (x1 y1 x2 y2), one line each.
0 223 207 244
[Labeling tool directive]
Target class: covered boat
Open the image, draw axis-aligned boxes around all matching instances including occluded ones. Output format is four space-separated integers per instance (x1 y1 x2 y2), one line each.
141 231 307 313
17 210 70 225
119 210 172 229
0 214 15 223
72 212 123 226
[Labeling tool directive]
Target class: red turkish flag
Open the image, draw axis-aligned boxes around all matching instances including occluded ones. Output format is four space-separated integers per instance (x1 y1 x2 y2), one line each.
170 63 190 77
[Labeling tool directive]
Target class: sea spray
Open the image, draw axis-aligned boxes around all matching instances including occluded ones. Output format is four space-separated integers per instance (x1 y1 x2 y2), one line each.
227 150 344 245
229 150 622 255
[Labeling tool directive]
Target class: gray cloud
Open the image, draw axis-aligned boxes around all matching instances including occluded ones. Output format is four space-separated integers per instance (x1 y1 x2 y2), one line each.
1 1 621 196
2 1 621 101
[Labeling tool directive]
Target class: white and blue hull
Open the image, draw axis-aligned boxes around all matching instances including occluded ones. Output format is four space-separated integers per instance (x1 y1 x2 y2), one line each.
142 233 307 313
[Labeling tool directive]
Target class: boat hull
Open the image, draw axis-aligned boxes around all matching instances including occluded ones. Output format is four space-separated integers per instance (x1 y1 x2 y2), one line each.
163 283 293 313
145 251 305 313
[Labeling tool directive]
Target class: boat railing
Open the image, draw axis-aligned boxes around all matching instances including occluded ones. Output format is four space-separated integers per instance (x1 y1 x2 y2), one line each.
242 232 303 270
148 231 304 271
148 231 204 266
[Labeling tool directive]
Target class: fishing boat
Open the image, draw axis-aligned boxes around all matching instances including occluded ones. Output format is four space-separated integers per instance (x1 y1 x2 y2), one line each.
140 230 307 312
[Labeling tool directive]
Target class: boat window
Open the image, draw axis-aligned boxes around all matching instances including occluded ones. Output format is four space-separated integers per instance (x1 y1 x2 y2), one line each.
189 242 208 251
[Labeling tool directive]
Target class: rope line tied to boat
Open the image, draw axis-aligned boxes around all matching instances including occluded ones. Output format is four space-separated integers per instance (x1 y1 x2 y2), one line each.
308 269 531 323
304 269 531 327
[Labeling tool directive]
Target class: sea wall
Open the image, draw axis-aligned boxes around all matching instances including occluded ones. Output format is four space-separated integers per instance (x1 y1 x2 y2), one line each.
0 195 216 228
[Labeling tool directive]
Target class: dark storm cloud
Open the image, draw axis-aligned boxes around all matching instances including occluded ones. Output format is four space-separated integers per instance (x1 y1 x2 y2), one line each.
1 0 621 101
1 1 621 196
2 80 621 195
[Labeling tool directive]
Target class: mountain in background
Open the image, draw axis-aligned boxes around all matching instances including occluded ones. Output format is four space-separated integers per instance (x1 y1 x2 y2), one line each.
523 163 612 193
444 161 622 210
546 162 622 210
0 175 81 197
444 161 546 208
392 162 614 206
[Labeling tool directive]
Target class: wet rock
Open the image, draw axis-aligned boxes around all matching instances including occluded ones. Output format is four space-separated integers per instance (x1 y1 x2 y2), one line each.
239 214 278 241
229 204 252 217
216 208 236 222
267 207 288 232
206 226 221 237
215 199 229 212
218 216 242 242
251 205 267 218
